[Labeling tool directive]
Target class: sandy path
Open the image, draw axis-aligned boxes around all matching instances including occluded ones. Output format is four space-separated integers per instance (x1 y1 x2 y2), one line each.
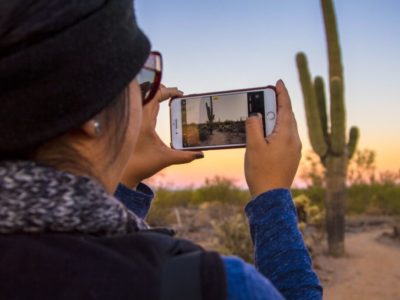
201 130 246 146
207 131 227 145
317 228 400 300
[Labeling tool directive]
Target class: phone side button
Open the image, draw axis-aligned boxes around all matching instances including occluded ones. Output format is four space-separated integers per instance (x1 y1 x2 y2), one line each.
266 111 276 120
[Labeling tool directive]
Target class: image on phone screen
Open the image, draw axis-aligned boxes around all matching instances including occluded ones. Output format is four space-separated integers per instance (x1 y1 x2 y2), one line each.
181 91 265 148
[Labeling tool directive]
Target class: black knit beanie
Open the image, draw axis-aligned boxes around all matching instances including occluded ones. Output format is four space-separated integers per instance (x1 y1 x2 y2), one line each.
0 0 151 155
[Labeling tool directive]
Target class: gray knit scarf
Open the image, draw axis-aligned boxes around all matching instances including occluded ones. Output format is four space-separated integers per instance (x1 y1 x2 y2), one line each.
0 160 148 235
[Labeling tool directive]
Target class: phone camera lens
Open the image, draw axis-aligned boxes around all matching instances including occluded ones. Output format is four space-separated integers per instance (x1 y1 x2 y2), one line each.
266 112 276 120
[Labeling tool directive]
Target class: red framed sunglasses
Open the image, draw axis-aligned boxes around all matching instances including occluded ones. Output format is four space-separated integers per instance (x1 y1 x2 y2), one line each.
136 51 163 105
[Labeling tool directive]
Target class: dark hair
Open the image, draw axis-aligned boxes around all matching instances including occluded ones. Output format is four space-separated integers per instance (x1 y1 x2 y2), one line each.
31 88 131 179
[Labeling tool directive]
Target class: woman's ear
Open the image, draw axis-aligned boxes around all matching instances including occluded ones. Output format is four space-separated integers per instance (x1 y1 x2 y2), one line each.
81 119 102 138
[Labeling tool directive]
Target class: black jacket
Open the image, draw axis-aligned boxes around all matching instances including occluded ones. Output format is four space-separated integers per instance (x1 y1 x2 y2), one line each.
0 230 227 300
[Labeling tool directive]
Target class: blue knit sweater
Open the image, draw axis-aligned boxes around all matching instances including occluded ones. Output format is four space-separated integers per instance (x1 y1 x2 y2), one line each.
115 184 322 300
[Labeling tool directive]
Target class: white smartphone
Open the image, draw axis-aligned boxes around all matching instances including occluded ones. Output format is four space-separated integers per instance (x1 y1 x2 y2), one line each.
170 86 277 150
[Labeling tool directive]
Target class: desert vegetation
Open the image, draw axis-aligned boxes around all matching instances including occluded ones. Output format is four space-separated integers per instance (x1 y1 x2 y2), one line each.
146 150 400 264
145 149 400 298
183 120 246 147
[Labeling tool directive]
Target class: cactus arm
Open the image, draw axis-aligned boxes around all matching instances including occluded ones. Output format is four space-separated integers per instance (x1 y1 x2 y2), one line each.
314 76 329 142
296 53 328 157
347 126 359 159
330 77 346 154
321 0 343 82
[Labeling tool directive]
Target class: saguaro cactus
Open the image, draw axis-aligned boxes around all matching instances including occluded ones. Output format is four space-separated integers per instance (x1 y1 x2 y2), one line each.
296 0 359 256
205 98 215 135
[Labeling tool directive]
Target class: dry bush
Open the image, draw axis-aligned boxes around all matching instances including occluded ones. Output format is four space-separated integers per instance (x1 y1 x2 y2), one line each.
211 210 253 263
293 194 325 252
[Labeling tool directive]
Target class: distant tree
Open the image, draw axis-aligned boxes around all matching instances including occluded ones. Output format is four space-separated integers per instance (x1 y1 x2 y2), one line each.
378 170 400 185
299 151 325 188
348 149 376 185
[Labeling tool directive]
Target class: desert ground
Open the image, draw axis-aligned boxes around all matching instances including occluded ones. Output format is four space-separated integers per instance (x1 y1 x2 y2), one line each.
202 130 245 146
314 223 400 300
149 203 400 299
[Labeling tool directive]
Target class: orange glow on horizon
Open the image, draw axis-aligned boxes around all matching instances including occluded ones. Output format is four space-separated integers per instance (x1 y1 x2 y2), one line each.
154 103 400 189
150 141 399 189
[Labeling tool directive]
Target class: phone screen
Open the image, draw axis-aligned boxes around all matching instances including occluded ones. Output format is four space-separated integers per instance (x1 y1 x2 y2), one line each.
180 91 265 148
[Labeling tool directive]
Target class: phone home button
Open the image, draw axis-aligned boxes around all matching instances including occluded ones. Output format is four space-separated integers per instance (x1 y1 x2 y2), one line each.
266 111 275 120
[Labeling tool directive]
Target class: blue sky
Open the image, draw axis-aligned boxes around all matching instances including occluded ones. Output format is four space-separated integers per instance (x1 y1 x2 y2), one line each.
135 0 400 186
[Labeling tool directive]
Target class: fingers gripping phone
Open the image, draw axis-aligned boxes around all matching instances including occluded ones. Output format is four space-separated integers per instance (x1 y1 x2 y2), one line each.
170 86 277 150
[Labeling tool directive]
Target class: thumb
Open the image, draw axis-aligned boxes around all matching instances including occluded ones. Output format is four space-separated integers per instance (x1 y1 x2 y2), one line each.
246 113 265 148
166 149 204 165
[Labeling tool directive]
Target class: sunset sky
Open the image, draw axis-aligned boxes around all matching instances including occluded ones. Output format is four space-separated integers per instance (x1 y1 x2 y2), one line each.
136 0 400 187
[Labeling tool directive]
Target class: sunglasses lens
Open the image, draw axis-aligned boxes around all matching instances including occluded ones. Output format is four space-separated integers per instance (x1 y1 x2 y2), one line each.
136 52 162 104
136 68 156 101
145 52 162 72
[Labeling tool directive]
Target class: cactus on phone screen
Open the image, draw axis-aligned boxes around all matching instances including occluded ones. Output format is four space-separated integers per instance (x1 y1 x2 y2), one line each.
205 97 215 135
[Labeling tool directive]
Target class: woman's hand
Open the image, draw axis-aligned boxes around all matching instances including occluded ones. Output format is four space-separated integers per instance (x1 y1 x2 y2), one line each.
121 85 204 188
245 80 302 198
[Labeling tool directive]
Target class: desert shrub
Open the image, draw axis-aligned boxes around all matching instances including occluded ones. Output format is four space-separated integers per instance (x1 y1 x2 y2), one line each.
146 188 195 226
237 121 245 134
152 188 194 208
212 211 253 263
292 187 325 210
191 177 250 206
293 194 325 231
150 177 250 207
199 127 209 142
185 123 201 146
147 177 252 227
293 184 400 215
146 205 177 227
148 199 255 263
347 183 400 215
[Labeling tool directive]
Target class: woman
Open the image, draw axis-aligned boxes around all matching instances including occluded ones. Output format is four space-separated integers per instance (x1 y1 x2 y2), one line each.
0 1 322 299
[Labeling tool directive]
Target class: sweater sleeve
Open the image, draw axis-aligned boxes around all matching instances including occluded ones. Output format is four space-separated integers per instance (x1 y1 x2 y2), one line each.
114 183 154 219
244 189 323 300
222 255 284 300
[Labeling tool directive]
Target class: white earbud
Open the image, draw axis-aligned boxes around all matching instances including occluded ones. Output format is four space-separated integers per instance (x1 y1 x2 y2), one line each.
93 120 101 136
